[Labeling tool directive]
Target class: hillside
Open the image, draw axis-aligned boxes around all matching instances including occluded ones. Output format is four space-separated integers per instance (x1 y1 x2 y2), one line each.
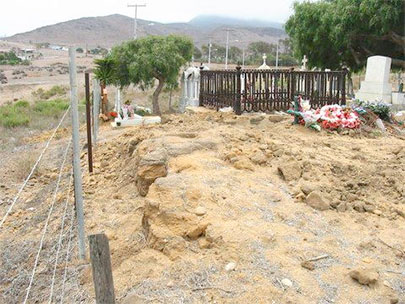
4 14 287 49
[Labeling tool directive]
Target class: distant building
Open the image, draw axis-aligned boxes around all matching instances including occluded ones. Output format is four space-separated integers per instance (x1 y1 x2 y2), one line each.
17 48 36 60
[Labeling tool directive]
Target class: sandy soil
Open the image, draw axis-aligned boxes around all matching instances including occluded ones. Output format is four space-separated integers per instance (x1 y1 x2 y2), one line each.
2 108 403 303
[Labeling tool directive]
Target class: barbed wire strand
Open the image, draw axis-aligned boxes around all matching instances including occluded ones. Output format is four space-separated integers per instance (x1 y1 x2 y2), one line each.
0 106 71 229
60 139 87 304
48 164 74 304
23 140 72 304
60 204 76 304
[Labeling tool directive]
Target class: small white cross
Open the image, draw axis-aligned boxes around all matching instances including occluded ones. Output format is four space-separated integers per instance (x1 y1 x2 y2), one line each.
301 55 308 70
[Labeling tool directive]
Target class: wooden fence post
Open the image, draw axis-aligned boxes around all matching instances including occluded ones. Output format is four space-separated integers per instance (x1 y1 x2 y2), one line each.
89 234 116 304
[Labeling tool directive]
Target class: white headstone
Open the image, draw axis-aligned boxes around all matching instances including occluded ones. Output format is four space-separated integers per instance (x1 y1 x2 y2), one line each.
356 56 392 103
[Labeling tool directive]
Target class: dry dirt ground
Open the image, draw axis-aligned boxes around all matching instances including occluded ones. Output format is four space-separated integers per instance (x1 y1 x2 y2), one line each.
1 108 404 303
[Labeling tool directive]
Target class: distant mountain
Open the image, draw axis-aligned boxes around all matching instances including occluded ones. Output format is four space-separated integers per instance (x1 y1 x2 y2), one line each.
3 14 286 49
189 15 284 30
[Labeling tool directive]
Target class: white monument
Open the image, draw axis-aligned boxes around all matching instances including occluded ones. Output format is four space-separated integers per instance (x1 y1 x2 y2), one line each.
180 65 209 111
258 54 271 70
356 56 392 103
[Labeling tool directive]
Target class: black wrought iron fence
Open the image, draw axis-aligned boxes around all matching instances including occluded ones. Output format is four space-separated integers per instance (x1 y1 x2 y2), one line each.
199 67 347 114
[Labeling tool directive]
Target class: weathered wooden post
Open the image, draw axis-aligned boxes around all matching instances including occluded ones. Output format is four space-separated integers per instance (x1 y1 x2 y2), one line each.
89 233 116 304
234 65 242 115
85 71 93 173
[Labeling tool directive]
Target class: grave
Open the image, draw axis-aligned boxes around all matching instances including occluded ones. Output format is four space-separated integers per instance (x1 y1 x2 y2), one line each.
180 65 209 111
111 87 161 128
356 56 392 103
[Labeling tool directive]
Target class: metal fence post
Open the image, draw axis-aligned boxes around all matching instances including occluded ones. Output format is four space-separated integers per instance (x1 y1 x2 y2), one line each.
89 234 116 304
92 79 101 145
68 48 86 260
199 65 204 107
234 65 242 115
342 68 347 105
85 72 93 173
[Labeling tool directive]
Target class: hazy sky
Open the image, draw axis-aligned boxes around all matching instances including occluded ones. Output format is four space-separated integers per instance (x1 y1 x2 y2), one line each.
1 0 297 36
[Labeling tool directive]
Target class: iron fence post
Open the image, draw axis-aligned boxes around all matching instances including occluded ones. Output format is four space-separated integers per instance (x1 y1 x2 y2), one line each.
235 65 242 115
199 65 204 107
342 68 347 105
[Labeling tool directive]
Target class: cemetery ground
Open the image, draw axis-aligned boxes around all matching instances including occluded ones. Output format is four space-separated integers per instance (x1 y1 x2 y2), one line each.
0 40 404 303
0 106 404 303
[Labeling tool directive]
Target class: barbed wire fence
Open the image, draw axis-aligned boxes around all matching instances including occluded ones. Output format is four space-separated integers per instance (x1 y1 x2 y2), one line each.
0 49 95 303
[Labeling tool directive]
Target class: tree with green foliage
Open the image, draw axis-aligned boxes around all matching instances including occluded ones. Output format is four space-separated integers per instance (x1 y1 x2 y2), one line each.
229 46 242 63
193 47 202 60
108 35 193 115
0 51 22 65
94 57 115 87
94 57 116 115
285 0 405 71
248 41 276 57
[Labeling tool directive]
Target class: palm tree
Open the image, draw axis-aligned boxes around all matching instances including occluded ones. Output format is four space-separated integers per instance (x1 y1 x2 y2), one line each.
94 57 115 115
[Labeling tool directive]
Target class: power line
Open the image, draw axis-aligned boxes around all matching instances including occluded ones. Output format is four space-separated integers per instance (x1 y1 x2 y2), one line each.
0 106 71 229
23 140 72 304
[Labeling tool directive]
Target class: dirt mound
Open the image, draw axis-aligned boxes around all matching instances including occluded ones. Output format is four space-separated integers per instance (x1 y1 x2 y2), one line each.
2 110 404 303
76 110 404 303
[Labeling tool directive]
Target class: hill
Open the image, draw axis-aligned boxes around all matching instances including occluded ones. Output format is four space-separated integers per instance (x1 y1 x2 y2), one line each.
4 14 287 49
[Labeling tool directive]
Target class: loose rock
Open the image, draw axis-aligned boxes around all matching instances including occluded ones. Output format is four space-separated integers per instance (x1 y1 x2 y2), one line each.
305 191 329 211
194 206 207 216
281 278 293 288
349 267 379 286
301 261 315 270
278 159 302 181
225 262 237 272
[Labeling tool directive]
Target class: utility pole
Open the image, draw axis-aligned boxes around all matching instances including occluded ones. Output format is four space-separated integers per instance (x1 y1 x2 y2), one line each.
68 48 86 260
276 40 280 68
225 29 230 69
208 39 212 67
127 3 146 39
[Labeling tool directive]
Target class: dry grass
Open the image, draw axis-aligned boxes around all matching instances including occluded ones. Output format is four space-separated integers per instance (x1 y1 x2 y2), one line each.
11 154 43 181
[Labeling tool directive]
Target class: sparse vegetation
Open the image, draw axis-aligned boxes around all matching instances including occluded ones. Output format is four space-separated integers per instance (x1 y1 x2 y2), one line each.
0 51 22 65
33 99 70 117
0 98 69 128
0 104 30 128
32 85 67 100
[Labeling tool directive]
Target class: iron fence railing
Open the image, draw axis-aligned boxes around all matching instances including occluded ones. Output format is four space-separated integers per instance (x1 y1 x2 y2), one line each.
200 67 347 114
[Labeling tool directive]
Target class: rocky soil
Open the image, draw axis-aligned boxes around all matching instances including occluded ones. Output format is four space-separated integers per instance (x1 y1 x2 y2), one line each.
1 108 404 303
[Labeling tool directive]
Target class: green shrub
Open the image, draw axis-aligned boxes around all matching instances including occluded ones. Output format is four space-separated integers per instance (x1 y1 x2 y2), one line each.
0 51 22 65
14 100 30 108
0 104 30 128
33 99 69 117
